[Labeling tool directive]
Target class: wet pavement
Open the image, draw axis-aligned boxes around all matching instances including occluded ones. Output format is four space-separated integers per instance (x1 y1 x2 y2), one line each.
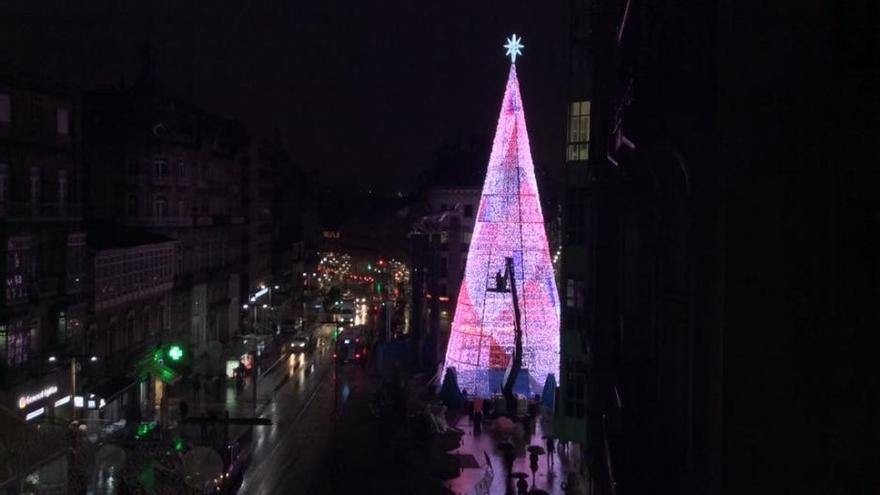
235 326 371 495
444 411 586 495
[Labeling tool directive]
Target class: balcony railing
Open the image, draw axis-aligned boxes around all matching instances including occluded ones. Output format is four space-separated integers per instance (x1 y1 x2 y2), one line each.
125 216 194 228
1 202 83 221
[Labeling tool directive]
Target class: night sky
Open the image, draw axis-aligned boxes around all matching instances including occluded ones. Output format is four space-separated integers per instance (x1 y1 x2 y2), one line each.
0 0 567 191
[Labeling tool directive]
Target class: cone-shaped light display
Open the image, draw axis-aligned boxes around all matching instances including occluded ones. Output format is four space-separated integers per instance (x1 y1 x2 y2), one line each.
442 61 560 397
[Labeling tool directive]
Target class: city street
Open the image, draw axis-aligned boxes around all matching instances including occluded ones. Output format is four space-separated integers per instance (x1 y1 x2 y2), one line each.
235 326 371 495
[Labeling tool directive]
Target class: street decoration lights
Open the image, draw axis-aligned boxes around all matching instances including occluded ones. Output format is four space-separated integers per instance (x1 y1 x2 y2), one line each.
441 35 561 397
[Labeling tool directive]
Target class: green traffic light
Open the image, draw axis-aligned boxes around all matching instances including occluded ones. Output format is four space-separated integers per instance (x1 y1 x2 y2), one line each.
168 345 184 361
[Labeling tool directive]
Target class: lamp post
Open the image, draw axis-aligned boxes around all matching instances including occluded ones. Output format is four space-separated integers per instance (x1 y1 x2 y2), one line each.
47 354 99 420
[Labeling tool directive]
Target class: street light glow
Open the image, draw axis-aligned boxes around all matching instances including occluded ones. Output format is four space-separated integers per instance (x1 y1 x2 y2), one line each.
48 356 57 362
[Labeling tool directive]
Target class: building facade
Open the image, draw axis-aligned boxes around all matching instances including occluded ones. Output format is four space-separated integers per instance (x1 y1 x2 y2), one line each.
84 222 177 421
410 187 481 373
82 55 247 362
560 0 875 493
0 64 87 421
556 0 594 451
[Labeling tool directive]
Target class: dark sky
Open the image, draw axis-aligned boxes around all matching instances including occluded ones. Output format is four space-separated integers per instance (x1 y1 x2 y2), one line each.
1 0 567 191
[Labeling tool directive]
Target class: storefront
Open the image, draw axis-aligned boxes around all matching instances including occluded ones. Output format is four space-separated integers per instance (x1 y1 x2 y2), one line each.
84 374 137 423
3 370 70 423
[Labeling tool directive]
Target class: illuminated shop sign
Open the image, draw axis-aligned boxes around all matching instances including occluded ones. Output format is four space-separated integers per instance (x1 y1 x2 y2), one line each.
18 385 59 409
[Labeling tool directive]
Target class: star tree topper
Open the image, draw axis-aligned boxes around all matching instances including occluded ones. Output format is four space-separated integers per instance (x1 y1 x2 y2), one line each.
504 34 524 64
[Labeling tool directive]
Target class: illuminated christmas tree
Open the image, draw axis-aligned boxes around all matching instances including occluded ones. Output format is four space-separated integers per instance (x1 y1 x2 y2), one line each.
442 35 560 397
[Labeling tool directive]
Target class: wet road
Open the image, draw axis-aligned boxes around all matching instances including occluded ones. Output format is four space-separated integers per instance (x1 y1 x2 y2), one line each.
236 324 370 495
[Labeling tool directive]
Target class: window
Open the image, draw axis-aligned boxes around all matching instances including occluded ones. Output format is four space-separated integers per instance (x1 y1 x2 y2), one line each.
7 320 30 366
30 167 40 205
154 195 168 220
0 94 10 123
565 189 590 245
566 279 586 310
565 279 588 332
57 312 67 345
56 107 69 135
58 170 67 205
153 158 168 180
126 194 138 218
6 237 33 303
0 163 7 204
564 365 586 418
67 233 85 294
30 97 44 131
464 204 474 218
567 101 591 161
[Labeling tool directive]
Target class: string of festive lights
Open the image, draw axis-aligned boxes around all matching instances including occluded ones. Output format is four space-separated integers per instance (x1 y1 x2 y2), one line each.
442 45 560 397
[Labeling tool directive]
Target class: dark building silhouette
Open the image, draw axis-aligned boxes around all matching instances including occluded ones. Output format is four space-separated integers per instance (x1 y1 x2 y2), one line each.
559 0 878 493
410 137 485 371
0 63 87 420
82 47 248 361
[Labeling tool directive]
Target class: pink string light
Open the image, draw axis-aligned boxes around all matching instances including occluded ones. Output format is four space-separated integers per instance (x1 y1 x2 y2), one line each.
442 65 560 397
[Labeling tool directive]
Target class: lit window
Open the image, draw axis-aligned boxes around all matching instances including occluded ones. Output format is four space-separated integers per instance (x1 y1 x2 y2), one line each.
56 107 69 135
0 94 10 123
566 279 586 310
566 101 591 162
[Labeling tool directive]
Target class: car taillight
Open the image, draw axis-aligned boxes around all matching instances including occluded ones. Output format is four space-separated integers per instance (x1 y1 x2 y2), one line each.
333 353 337 359
355 353 361 360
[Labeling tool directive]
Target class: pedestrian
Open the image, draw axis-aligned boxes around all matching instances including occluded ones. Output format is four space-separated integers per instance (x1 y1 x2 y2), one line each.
473 396 484 436
545 435 556 468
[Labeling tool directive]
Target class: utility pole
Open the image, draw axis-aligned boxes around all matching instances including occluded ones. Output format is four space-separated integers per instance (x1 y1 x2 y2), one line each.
70 358 77 420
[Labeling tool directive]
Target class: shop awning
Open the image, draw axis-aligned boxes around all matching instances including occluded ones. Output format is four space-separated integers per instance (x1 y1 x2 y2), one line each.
133 348 183 385
87 374 137 402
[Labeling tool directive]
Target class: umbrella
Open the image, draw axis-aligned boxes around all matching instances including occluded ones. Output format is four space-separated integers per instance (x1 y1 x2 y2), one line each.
510 472 529 479
527 490 550 495
527 445 546 455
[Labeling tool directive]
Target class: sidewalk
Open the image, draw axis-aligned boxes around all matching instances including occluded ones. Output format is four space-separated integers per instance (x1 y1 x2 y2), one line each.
443 410 587 495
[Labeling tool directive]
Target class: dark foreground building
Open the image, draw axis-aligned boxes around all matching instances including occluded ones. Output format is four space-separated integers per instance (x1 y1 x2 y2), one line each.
558 0 878 493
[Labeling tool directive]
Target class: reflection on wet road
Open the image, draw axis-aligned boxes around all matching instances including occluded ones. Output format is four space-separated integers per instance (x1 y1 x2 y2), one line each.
236 324 368 495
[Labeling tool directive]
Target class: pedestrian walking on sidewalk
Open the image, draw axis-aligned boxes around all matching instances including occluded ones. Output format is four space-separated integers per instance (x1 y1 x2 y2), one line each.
544 435 556 469
473 396 484 436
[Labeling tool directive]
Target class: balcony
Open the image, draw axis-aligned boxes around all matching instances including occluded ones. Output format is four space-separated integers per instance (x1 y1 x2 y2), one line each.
125 216 194 228
1 202 83 222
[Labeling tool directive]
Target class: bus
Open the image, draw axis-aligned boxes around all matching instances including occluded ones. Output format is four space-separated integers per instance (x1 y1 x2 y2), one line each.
334 327 367 365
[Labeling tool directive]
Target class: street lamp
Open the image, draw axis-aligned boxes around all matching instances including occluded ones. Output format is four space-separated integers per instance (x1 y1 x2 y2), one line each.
47 354 100 419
